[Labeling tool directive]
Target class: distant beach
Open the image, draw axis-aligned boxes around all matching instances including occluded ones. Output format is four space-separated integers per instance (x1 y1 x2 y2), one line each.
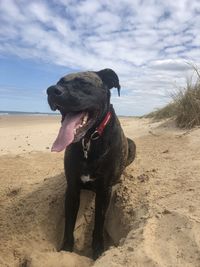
0 110 59 116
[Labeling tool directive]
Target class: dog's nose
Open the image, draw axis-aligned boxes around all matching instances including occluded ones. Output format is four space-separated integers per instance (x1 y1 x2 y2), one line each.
47 86 62 96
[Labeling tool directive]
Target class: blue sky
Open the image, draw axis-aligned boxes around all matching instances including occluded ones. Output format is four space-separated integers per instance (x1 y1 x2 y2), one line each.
0 0 200 115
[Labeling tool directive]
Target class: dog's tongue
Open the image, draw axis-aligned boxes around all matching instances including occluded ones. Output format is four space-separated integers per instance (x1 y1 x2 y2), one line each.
51 113 84 152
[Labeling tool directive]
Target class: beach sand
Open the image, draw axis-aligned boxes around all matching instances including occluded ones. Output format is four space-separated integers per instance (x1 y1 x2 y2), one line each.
0 115 200 267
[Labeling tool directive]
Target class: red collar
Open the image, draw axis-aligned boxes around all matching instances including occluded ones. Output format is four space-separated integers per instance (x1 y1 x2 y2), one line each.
97 111 112 135
82 111 112 158
91 111 112 140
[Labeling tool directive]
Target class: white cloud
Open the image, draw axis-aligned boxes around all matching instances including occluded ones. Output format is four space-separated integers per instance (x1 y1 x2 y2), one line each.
0 0 200 115
150 59 192 71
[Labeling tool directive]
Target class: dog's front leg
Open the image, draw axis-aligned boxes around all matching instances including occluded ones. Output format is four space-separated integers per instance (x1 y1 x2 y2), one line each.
92 186 111 259
62 186 80 252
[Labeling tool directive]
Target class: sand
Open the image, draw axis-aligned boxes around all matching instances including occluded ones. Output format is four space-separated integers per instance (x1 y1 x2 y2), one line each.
0 115 200 267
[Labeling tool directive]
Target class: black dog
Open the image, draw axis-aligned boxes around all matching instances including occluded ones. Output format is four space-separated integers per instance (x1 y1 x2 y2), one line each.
47 69 136 259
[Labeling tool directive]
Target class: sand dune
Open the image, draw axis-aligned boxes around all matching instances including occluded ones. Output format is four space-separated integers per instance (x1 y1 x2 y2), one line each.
0 115 200 266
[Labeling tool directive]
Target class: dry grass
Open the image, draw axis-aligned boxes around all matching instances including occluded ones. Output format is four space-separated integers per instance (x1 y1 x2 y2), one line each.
146 67 200 128
174 75 200 128
145 102 177 120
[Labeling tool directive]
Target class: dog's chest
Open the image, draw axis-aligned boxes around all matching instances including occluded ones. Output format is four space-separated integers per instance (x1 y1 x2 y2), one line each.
80 158 97 183
79 151 108 184
80 174 94 183
78 137 111 184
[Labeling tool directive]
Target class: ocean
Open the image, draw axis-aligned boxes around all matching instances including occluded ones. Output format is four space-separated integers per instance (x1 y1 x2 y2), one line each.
0 111 59 116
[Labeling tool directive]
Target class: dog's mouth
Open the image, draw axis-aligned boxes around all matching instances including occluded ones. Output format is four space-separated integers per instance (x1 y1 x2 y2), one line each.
51 107 97 152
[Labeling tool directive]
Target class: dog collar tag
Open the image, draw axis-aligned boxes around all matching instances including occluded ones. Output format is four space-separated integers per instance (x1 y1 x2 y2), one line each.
82 139 91 159
84 149 88 159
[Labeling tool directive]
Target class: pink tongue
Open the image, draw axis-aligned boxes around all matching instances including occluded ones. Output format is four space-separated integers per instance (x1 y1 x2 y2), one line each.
51 113 84 152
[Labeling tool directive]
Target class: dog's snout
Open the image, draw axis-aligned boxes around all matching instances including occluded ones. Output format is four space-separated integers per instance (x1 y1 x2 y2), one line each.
47 86 62 96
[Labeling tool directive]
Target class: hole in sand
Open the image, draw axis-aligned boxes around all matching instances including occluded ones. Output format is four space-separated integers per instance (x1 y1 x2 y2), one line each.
64 172 149 259
0 154 149 266
69 189 116 257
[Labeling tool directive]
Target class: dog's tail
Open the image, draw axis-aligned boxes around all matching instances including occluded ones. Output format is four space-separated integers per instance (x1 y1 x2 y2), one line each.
126 138 136 166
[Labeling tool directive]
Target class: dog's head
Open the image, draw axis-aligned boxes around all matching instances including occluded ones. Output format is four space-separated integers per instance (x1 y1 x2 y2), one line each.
47 69 120 152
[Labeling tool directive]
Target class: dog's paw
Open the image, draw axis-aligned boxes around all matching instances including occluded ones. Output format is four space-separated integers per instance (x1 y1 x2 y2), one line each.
126 138 136 166
92 245 104 260
60 241 73 252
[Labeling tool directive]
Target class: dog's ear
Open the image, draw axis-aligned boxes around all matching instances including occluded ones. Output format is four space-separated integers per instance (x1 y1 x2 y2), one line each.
95 69 121 96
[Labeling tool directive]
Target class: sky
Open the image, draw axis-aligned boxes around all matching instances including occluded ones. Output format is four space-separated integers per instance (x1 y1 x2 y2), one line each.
0 0 200 116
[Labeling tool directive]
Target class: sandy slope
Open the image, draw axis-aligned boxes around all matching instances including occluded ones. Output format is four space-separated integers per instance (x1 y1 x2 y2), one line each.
0 115 200 267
